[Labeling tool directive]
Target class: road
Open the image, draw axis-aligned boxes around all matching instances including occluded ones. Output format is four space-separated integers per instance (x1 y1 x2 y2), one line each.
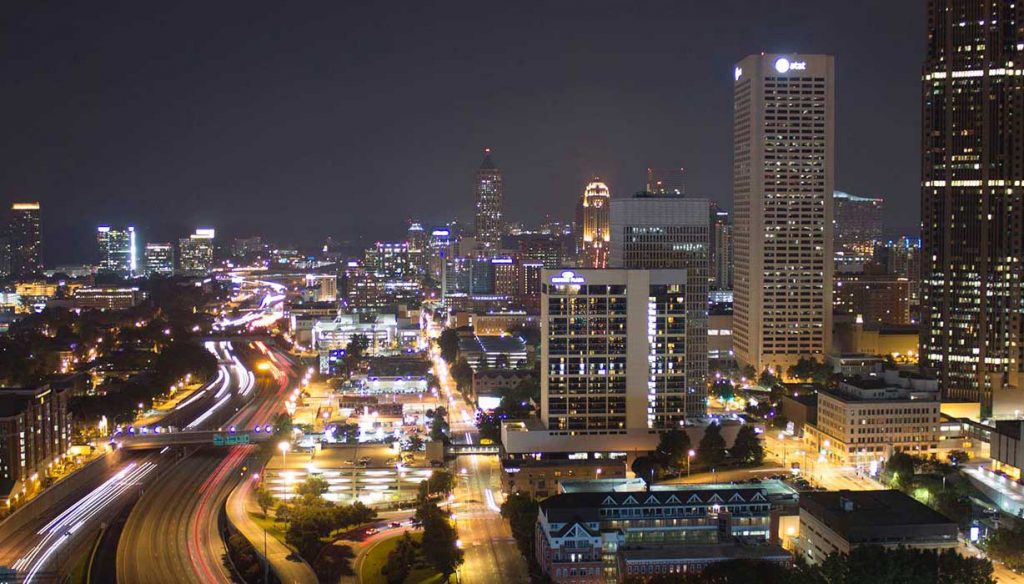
116 342 301 584
227 468 318 584
0 341 260 584
424 317 529 584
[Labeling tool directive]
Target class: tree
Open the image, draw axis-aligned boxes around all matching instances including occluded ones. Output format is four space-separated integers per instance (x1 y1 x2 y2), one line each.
787 357 833 385
428 407 449 442
437 328 460 365
500 492 539 559
654 429 692 471
730 425 765 465
985 526 1024 571
758 369 782 389
381 532 416 584
427 470 455 497
420 508 463 580
272 412 293 437
884 452 917 490
450 358 474 395
697 422 727 466
631 456 660 488
256 485 275 518
296 475 330 498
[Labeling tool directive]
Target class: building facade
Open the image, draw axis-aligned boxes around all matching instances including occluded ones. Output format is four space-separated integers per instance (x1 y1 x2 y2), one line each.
536 485 790 583
474 149 504 255
732 54 835 374
833 271 912 326
96 225 136 277
0 384 71 497
178 228 215 275
832 191 884 257
609 193 710 406
8 203 42 278
575 181 611 269
541 268 701 432
921 0 1024 414
710 205 733 291
804 371 941 468
144 242 175 276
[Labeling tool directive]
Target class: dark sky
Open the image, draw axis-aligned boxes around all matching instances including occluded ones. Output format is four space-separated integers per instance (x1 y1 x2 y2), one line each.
3 1 923 265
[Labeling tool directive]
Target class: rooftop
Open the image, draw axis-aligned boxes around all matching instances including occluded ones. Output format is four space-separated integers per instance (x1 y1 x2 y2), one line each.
799 490 957 543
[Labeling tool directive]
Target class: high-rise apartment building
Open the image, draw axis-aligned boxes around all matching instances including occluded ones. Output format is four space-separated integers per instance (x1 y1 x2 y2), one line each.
144 243 175 276
732 53 835 374
710 204 733 291
474 149 503 255
882 236 921 307
833 191 884 256
575 180 611 269
178 228 215 275
540 268 693 432
8 203 41 278
645 167 686 195
96 225 136 277
609 192 709 414
921 0 1024 414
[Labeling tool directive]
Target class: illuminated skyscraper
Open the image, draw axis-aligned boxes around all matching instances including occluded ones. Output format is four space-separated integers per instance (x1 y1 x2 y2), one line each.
921 1 1024 414
575 180 611 268
609 192 710 417
710 204 733 291
144 243 175 276
833 191 884 257
8 202 41 278
645 167 686 195
97 225 136 277
178 228 215 275
732 53 835 374
474 148 503 255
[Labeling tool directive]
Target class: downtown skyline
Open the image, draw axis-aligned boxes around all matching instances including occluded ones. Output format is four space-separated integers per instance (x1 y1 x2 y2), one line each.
3 1 923 265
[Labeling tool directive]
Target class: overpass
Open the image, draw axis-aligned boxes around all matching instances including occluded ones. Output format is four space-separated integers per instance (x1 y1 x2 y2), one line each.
446 444 500 456
114 428 275 450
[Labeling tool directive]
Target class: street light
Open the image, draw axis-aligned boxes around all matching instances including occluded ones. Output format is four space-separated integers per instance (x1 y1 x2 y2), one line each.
687 450 695 477
278 441 290 467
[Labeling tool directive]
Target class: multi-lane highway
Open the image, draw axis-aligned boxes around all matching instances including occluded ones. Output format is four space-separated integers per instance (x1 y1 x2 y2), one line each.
116 342 300 584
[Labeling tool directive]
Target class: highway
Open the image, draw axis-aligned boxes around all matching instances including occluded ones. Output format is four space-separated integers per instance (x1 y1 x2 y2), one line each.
116 342 300 584
0 340 258 584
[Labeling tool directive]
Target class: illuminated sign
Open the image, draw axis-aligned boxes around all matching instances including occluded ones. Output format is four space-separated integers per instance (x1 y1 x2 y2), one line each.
734 66 742 81
774 58 807 73
550 270 585 284
491 257 514 265
431 229 450 237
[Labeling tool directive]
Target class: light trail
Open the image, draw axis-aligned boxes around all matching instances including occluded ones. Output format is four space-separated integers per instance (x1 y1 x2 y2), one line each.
14 461 158 583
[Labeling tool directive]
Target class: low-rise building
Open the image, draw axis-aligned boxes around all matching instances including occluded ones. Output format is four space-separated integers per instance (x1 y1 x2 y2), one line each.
536 483 793 583
502 458 625 499
67 286 146 310
804 370 940 468
797 490 958 564
472 369 536 410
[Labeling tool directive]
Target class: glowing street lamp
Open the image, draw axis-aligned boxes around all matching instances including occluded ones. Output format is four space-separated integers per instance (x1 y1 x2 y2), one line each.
278 441 290 466
687 449 696 477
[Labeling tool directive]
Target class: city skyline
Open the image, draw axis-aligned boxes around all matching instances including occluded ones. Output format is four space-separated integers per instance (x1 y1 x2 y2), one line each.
3 1 923 265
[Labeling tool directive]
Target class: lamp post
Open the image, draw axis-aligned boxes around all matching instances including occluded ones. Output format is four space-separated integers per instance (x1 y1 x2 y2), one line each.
278 441 290 467
687 450 695 477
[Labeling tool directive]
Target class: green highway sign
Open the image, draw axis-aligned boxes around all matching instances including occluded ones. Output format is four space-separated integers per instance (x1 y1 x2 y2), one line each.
213 433 251 446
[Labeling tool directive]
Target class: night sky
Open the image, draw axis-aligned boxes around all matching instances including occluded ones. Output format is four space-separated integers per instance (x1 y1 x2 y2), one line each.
3 1 923 265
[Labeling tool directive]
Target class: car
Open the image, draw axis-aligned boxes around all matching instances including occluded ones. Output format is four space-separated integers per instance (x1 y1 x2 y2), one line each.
365 527 379 536
389 521 402 528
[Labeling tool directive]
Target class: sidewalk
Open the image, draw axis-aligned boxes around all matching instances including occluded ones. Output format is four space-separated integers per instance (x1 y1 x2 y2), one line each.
226 475 318 584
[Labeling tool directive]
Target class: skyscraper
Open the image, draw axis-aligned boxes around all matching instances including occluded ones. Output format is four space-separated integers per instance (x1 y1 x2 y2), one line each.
833 191 884 257
144 243 175 276
96 225 136 277
575 180 611 268
645 167 686 195
732 53 835 374
178 228 215 275
474 148 503 255
921 1 1024 414
609 192 710 418
710 204 733 291
8 203 41 278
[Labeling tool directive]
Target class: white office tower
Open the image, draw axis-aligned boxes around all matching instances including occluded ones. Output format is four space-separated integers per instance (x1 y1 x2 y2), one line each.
732 53 835 374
